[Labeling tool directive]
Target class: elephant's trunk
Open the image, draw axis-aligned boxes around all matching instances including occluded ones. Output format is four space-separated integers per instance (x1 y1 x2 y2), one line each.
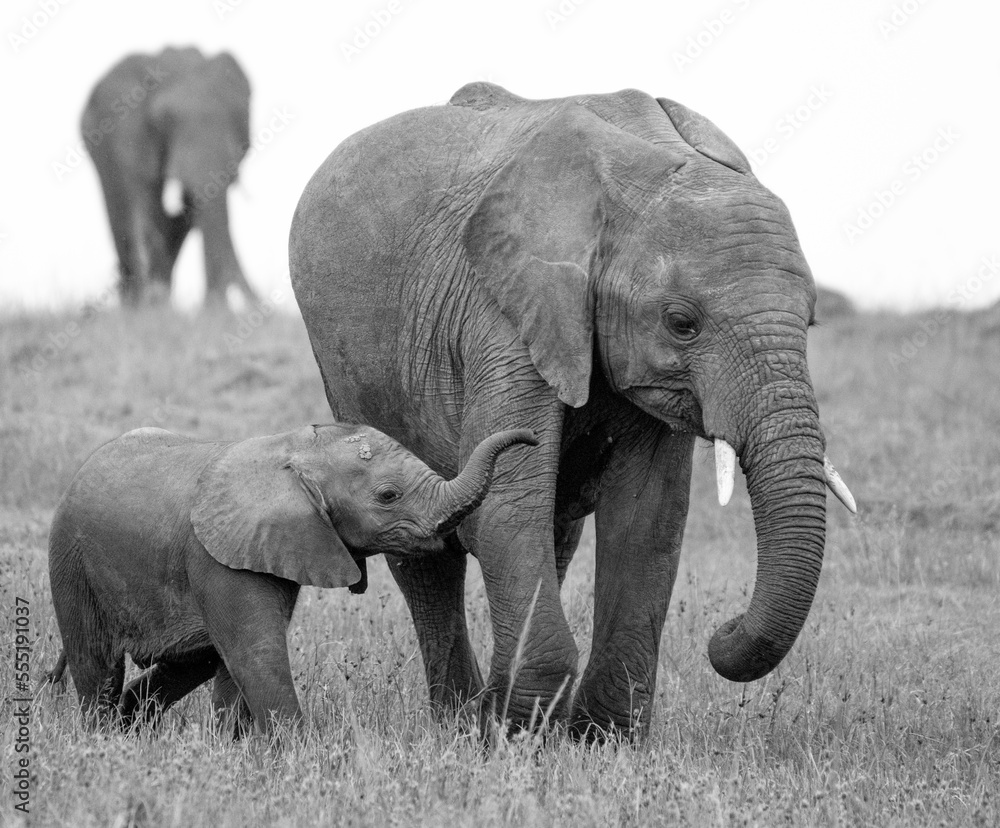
707 397 827 682
431 429 539 535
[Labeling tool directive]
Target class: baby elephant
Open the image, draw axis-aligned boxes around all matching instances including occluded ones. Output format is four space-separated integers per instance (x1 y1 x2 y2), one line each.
48 423 536 733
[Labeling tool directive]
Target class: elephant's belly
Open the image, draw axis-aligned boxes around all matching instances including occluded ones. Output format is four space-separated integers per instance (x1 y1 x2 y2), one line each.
126 622 214 669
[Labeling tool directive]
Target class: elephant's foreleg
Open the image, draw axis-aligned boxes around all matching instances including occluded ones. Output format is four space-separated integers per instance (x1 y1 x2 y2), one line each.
467 501 578 729
118 652 219 730
198 194 253 303
448 381 578 730
385 542 483 714
195 568 302 733
93 172 145 303
570 427 694 741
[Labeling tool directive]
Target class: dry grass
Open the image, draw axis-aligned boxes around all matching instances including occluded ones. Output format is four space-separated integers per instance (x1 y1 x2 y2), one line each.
1 304 998 826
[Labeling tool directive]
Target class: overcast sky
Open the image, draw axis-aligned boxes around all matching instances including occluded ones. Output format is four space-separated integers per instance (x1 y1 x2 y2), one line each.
1 0 997 312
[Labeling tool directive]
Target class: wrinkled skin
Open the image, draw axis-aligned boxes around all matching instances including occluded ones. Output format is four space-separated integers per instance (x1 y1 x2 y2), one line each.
290 83 843 739
48 423 534 733
81 46 256 305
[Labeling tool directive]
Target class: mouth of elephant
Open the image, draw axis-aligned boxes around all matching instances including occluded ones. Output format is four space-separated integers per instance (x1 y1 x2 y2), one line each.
355 528 446 557
623 384 707 436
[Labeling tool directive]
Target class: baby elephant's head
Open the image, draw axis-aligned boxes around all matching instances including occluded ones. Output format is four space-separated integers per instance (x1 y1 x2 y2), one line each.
296 425 538 555
192 425 537 589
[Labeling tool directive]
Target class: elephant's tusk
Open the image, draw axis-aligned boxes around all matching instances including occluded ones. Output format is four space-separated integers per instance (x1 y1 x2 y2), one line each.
823 455 857 514
714 439 737 506
162 178 184 216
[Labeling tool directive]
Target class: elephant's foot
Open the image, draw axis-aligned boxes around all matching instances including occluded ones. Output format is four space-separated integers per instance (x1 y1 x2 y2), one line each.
568 676 652 743
479 630 579 734
426 639 484 719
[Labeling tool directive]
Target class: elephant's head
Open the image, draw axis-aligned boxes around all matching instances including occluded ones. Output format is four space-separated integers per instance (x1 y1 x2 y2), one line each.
148 49 251 296
464 89 855 683
191 425 537 589
149 50 250 205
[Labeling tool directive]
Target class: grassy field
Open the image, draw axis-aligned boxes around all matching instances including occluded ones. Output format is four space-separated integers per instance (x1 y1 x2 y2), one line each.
1 302 998 827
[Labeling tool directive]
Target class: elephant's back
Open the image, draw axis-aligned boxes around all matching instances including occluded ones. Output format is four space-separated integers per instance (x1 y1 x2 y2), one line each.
49 429 214 569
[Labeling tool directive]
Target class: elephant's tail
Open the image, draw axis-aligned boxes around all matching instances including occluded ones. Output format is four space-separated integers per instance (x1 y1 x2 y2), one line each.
37 649 68 694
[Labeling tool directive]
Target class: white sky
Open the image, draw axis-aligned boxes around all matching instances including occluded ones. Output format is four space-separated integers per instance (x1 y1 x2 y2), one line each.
1 0 997 312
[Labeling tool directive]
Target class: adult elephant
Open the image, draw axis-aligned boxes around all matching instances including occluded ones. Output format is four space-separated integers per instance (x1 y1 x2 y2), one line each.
82 46 256 305
289 83 856 738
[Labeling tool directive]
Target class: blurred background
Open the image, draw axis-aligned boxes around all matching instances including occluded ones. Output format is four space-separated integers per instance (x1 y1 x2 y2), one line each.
1 0 997 313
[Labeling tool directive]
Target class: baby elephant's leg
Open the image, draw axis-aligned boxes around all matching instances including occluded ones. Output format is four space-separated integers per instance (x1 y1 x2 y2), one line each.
119 651 219 730
72 652 125 729
195 566 302 733
50 554 124 727
212 662 254 739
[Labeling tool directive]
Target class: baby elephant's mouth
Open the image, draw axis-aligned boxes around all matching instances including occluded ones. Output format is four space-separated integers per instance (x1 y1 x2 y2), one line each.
356 527 446 558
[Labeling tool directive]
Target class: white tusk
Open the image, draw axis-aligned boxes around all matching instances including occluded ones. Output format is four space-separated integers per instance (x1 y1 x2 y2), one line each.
162 178 184 216
714 439 736 507
823 455 857 514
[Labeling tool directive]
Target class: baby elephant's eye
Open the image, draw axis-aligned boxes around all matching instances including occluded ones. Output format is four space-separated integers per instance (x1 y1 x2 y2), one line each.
375 487 402 505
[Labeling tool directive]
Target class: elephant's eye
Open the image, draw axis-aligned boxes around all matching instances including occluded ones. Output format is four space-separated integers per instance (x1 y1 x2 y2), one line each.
665 310 701 341
375 486 402 505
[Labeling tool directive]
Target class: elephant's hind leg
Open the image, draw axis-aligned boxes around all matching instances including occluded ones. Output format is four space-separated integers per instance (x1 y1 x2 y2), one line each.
118 651 219 730
68 651 125 729
49 543 125 727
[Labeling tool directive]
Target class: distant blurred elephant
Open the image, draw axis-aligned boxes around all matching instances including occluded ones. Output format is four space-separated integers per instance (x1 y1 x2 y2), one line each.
82 46 256 305
48 423 536 733
290 82 857 739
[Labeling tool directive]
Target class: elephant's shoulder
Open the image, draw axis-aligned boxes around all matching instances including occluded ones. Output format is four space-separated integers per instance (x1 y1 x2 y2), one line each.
449 82 529 112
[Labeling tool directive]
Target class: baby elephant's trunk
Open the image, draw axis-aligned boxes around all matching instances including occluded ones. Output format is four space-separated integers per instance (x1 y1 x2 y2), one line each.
431 429 538 535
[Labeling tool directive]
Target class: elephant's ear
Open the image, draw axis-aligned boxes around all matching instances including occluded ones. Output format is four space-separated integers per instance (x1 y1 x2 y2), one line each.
463 105 606 408
205 52 251 103
191 432 362 589
657 98 750 174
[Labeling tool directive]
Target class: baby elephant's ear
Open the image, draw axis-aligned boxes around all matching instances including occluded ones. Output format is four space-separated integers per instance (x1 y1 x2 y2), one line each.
191 433 362 589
